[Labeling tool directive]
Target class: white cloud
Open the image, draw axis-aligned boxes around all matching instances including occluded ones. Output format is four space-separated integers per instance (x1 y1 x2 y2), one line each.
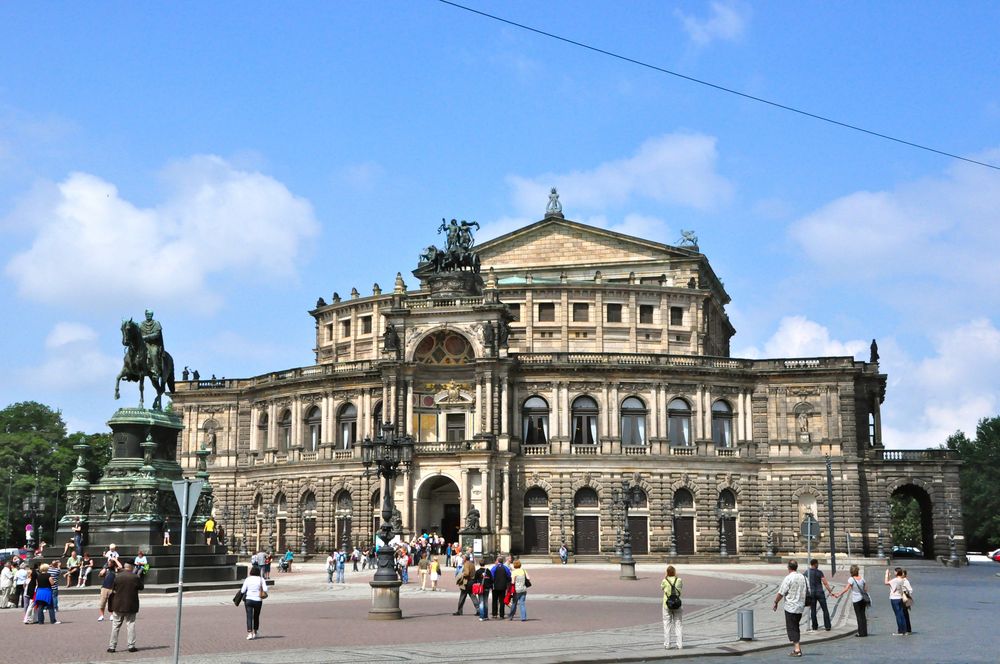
16 322 119 392
676 2 749 46
4 155 320 311
503 133 733 218
788 151 1000 300
736 315 868 359
339 160 384 192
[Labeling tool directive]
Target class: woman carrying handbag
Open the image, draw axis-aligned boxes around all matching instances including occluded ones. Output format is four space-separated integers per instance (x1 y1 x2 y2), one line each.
239 565 268 640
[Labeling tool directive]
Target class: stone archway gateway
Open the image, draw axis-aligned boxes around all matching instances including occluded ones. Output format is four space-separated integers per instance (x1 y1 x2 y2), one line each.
891 483 935 558
415 476 461 544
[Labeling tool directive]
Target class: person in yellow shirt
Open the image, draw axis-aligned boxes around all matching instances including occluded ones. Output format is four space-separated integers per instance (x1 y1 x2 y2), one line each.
204 516 216 545
660 565 683 650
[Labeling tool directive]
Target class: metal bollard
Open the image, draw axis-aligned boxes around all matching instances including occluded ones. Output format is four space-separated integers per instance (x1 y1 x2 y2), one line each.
737 608 754 641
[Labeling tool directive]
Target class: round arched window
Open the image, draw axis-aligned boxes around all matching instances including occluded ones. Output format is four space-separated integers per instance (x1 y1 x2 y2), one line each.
414 331 475 365
621 397 647 446
572 396 599 445
673 488 694 510
522 396 550 445
523 487 549 508
668 398 692 447
712 400 733 448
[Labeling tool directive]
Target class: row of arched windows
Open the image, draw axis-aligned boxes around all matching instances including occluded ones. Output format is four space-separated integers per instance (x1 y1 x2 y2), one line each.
522 395 735 447
256 403 360 452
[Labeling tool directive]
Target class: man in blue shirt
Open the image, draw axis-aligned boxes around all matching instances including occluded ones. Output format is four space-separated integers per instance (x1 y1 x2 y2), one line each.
335 548 347 583
490 556 511 619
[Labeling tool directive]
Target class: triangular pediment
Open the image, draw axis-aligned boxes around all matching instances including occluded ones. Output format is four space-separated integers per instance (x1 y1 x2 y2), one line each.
476 217 698 272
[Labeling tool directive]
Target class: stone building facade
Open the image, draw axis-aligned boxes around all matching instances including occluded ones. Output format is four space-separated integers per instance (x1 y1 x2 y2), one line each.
171 211 963 560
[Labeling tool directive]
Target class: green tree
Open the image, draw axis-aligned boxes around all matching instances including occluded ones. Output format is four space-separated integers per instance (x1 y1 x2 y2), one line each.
946 415 1000 552
0 401 111 549
890 494 923 547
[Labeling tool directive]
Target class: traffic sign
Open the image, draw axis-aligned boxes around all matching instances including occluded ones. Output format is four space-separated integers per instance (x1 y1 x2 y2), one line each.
172 479 204 519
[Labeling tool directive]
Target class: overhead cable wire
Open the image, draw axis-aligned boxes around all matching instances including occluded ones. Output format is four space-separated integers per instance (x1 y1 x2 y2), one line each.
437 0 999 172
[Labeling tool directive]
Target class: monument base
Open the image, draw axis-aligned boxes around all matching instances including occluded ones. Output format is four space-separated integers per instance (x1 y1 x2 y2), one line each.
619 560 637 580
368 579 403 620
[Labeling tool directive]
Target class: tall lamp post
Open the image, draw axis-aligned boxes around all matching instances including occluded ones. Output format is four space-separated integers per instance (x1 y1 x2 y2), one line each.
764 505 775 558
947 502 960 565
23 468 46 550
51 470 61 544
874 501 886 559
264 504 276 554
239 505 250 556
616 479 638 580
669 504 678 557
361 422 414 620
716 497 729 558
4 469 12 548
610 487 623 558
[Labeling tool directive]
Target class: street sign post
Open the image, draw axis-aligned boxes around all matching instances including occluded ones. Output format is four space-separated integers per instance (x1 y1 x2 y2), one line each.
801 513 820 560
171 479 203 664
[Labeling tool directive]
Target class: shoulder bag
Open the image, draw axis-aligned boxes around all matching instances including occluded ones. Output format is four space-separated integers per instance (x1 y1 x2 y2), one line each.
665 578 682 610
233 588 244 606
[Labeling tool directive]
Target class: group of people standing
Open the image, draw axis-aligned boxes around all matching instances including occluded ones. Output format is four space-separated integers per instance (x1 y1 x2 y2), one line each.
453 554 531 621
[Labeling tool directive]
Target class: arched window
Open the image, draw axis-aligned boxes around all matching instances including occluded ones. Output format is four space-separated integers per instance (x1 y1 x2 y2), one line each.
414 331 475 364
673 488 694 510
668 398 692 446
337 403 357 450
523 487 549 508
335 490 353 513
719 488 737 510
620 397 647 446
304 406 321 452
257 412 269 450
574 487 599 507
712 400 733 448
275 493 287 513
571 396 599 445
278 409 291 451
302 491 317 512
372 401 383 437
522 396 550 445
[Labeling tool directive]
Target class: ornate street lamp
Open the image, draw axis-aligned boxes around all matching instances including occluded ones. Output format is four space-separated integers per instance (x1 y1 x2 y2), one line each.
617 479 637 580
239 505 250 556
874 501 886 559
610 486 623 558
552 498 568 555
4 469 12 549
264 504 276 553
361 421 414 620
764 505 775 558
716 497 729 558
22 468 46 549
669 504 678 557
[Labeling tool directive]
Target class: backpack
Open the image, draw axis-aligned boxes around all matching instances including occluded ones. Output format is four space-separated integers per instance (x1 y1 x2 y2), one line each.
665 578 682 610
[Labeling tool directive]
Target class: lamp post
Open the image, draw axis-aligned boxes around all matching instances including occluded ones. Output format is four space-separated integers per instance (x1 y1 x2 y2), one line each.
947 502 960 565
22 467 46 550
361 421 414 620
874 501 885 559
4 469 12 548
764 505 775 558
264 504 276 554
239 505 249 556
610 486 623 558
669 504 678 557
617 479 637 580
220 505 230 550
716 497 729 558
552 498 568 556
51 470 61 544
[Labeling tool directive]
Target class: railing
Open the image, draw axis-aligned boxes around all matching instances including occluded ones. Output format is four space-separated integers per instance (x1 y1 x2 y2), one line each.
716 448 737 457
571 444 598 455
877 449 957 461
624 446 648 456
670 446 695 456
408 296 485 309
522 444 549 456
334 450 354 460
414 439 492 454
514 352 860 371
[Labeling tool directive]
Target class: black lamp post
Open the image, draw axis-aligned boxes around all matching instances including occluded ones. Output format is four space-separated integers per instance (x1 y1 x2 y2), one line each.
616 479 637 580
361 421 414 620
764 505 775 558
5 469 13 548
874 501 886 559
552 498 568 557
669 504 678 557
239 505 250 556
23 467 46 549
264 504 276 553
610 487 623 558
716 498 729 558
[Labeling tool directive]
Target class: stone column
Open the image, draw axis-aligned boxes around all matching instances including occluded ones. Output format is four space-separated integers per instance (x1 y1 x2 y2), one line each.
405 379 414 436
500 377 509 435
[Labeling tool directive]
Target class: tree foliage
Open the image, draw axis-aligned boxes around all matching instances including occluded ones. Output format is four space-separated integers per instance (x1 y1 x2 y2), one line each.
0 401 111 548
890 494 923 547
946 415 1000 552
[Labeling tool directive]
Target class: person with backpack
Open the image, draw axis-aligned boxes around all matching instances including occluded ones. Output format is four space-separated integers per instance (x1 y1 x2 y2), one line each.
473 558 494 621
490 556 511 619
335 548 347 583
660 565 683 650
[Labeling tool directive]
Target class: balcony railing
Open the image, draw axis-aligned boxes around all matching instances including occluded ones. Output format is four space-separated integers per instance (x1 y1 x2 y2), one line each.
876 449 957 461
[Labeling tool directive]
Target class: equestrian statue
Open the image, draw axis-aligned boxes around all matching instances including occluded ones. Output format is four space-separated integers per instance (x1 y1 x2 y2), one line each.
114 309 176 410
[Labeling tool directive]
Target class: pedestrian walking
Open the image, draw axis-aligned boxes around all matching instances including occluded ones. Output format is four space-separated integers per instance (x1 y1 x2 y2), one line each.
0 561 14 608
491 556 510 619
72 519 84 555
240 565 268 640
833 564 870 637
325 551 335 586
97 563 116 621
418 554 430 590
351 546 360 572
107 562 143 653
773 559 806 657
661 565 683 650
23 562 39 623
885 567 909 635
453 556 476 615
508 559 530 621
33 563 58 624
804 558 834 632
204 515 217 545
429 555 440 591
473 558 493 621
335 548 346 583
162 517 172 546
559 542 568 564
14 563 27 608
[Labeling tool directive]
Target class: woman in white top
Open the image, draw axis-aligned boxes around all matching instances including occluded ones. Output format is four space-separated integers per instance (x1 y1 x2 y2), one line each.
832 564 869 637
240 565 268 639
885 566 907 635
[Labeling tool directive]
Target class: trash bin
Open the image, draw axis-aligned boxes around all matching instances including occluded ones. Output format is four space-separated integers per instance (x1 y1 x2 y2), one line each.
737 608 754 641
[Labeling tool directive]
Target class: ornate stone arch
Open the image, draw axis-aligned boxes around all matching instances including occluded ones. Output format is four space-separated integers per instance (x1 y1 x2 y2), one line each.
886 475 936 498
413 470 463 498
715 474 743 496
406 325 479 364
524 478 554 496
570 474 605 496
670 475 702 499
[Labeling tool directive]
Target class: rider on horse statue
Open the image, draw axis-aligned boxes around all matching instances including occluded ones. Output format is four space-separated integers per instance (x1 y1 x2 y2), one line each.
140 310 164 379
115 309 175 410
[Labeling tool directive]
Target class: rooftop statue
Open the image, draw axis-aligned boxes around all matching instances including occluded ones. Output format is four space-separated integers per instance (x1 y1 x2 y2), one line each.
416 218 482 274
545 187 563 217
678 230 699 247
114 309 176 410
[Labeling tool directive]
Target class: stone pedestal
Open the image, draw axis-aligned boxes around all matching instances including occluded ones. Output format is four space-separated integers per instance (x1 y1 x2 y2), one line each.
368 579 403 620
619 560 637 580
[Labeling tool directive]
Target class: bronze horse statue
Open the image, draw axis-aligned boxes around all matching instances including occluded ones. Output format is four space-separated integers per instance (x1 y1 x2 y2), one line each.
114 318 175 410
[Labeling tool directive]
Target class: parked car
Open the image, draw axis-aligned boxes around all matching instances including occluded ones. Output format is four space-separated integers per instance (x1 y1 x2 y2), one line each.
987 548 1000 562
891 545 924 558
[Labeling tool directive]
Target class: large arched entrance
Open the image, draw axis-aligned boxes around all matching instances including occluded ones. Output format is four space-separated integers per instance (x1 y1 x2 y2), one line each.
416 476 461 544
891 484 935 558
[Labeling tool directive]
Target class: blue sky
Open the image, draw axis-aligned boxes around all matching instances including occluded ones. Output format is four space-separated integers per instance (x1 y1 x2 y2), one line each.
1 1 998 447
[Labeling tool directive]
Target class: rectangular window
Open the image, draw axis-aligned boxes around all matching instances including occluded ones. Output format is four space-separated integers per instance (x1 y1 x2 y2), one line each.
572 303 589 322
712 417 733 448
538 302 555 322
325 323 333 342
606 303 622 323
639 305 654 324
341 319 352 336
446 413 466 442
361 316 372 334
508 303 521 322
670 307 684 326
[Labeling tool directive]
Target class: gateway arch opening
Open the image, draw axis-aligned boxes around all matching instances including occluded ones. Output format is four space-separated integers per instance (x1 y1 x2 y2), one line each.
416 476 461 544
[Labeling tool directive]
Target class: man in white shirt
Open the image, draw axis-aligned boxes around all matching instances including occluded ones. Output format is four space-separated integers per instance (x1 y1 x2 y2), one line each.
773 559 806 657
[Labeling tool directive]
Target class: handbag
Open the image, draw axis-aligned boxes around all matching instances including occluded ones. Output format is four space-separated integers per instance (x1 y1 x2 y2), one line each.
259 589 268 599
902 589 913 608
233 589 244 606
525 577 532 588
471 582 483 595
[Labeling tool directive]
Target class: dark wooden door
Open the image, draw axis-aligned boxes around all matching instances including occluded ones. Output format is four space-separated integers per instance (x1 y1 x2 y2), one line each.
277 519 287 552
442 504 460 544
574 515 600 554
303 519 316 553
336 517 352 550
675 517 695 555
523 516 549 554
723 518 737 554
628 516 648 554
